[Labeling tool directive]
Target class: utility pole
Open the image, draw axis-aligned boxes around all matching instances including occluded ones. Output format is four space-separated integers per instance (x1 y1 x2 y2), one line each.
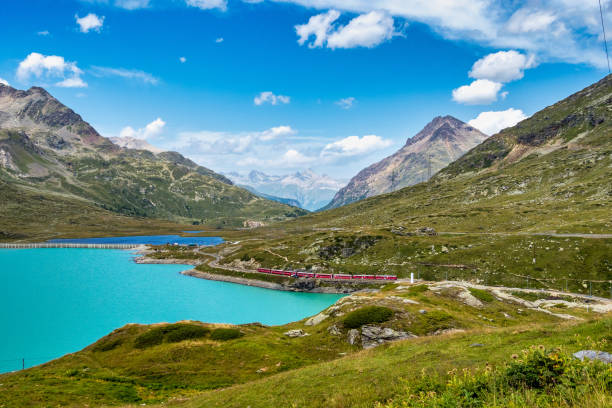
22 358 24 370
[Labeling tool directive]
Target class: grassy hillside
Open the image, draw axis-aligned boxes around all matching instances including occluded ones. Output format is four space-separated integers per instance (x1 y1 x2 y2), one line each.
1 281 609 407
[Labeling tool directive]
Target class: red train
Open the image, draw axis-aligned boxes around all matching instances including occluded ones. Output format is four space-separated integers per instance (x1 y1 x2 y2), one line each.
256 268 397 281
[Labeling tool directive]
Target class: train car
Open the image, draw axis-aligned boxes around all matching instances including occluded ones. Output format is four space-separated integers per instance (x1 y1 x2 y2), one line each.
296 272 316 278
384 275 398 281
333 274 352 280
362 275 377 280
257 268 272 274
351 275 365 280
375 275 387 280
315 273 333 279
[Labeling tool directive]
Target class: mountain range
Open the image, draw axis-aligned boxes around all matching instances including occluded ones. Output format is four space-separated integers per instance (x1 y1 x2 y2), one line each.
225 169 345 211
323 115 489 210
0 84 304 237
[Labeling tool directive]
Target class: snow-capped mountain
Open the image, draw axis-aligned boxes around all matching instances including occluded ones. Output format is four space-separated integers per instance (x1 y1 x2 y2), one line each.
226 169 346 211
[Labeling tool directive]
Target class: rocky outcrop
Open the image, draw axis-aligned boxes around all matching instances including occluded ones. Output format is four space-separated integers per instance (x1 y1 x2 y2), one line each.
360 325 416 349
573 350 612 364
305 312 329 326
284 329 309 338
323 116 488 209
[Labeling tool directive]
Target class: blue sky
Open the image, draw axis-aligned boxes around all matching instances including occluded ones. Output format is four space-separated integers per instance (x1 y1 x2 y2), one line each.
1 0 610 178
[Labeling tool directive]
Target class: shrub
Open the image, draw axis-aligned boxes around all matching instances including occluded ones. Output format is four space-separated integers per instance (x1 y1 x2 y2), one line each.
210 328 243 341
134 323 210 348
92 337 123 352
343 306 394 329
468 288 495 303
165 324 210 343
134 327 166 349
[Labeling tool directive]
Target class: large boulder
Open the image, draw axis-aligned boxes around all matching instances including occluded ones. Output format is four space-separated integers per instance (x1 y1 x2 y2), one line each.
360 325 416 349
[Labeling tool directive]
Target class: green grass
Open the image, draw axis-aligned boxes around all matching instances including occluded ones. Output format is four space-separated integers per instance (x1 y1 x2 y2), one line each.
378 345 611 408
469 287 495 303
149 318 612 408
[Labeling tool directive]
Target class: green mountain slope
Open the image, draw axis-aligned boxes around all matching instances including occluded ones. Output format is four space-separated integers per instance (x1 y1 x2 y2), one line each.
293 75 611 234
0 85 305 236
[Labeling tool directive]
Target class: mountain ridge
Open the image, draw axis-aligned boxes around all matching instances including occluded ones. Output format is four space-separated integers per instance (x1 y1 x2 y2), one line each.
0 84 304 232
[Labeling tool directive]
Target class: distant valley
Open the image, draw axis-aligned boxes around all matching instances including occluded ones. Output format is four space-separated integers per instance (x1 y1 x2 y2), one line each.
225 169 346 211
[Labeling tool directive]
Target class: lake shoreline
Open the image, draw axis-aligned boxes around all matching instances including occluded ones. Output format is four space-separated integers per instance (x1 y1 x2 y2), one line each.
132 248 362 294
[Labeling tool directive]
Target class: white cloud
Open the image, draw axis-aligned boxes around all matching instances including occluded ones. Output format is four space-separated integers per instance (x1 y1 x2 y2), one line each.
0 78 9 86
254 91 290 106
37 30 50 36
186 0 227 11
91 66 159 84
469 50 536 83
56 77 88 88
278 149 317 166
119 118 166 140
273 0 612 68
260 126 296 141
327 11 395 49
215 37 224 43
170 126 296 155
336 97 355 109
115 0 150 9
452 79 502 105
296 9 340 48
506 9 556 33
75 13 104 33
296 10 395 49
16 52 87 88
468 108 527 135
179 56 187 63
321 134 392 158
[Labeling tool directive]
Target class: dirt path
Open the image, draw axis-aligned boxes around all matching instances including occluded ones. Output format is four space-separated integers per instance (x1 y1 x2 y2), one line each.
440 232 612 239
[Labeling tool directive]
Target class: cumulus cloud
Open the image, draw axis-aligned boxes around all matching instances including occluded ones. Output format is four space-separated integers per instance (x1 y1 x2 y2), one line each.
468 108 527 135
75 13 104 33
17 52 87 88
254 91 290 106
91 66 159 84
179 56 187 63
321 134 392 158
452 79 502 105
37 30 50 36
336 97 355 109
119 118 166 140
296 10 395 49
0 78 9 86
215 37 224 43
186 0 227 11
274 0 612 68
469 50 536 83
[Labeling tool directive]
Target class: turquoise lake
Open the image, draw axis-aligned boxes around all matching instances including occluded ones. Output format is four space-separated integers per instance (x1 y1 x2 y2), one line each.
0 248 343 373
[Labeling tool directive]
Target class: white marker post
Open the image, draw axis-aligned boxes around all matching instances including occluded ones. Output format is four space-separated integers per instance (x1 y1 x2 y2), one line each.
410 272 414 284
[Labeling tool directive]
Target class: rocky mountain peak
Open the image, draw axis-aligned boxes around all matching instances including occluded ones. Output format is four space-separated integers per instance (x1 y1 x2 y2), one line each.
323 115 489 210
